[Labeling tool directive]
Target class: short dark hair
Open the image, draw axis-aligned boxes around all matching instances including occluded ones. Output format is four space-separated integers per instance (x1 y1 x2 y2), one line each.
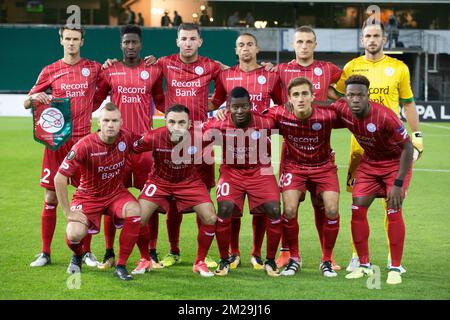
362 20 385 35
177 23 201 37
345 75 371 89
165 104 190 117
287 77 314 95
103 102 120 112
121 24 142 39
59 25 85 39
228 86 250 103
237 32 258 46
294 25 316 40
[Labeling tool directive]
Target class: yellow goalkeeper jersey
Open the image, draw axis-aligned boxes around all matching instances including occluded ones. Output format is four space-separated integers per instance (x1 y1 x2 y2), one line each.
335 55 414 115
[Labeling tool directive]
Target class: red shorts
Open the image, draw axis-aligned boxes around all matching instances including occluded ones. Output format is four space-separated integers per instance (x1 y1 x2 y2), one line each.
123 151 153 190
279 161 340 196
353 159 413 199
217 166 280 216
197 162 215 190
40 137 81 190
71 189 137 234
139 176 212 213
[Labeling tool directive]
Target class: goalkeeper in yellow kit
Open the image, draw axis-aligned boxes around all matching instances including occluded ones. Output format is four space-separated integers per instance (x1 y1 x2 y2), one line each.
335 22 423 273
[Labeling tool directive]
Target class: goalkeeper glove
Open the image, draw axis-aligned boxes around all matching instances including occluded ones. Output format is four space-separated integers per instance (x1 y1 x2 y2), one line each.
412 131 423 162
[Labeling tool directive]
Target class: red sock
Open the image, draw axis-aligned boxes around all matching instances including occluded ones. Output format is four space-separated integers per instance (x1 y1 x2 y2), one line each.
351 205 370 265
251 214 266 257
66 234 83 256
81 233 92 254
167 201 182 254
215 217 231 260
266 216 282 260
282 215 299 259
322 216 340 262
41 202 57 255
104 214 116 250
313 204 326 246
148 212 159 250
117 216 141 266
230 216 241 256
136 223 151 260
195 223 216 264
387 208 405 267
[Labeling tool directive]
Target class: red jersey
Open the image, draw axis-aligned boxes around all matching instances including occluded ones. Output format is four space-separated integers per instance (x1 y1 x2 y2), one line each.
332 99 410 161
266 105 342 168
134 127 202 182
210 65 283 113
29 58 101 137
95 60 163 134
153 54 221 122
203 112 274 169
277 59 341 103
58 129 137 198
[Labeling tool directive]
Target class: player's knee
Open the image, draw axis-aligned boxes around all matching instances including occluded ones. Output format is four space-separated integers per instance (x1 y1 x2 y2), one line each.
218 201 234 219
124 201 141 218
325 208 339 220
264 202 281 220
66 225 86 243
283 206 297 220
203 213 217 225
44 190 58 204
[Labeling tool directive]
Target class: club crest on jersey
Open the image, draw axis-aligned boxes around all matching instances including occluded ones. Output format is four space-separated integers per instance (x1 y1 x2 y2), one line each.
312 122 322 131
39 107 65 133
385 67 394 76
314 67 323 76
67 150 76 160
188 146 198 155
257 75 267 85
251 131 261 140
194 66 204 75
118 141 127 152
140 70 150 80
81 68 90 77
366 123 377 133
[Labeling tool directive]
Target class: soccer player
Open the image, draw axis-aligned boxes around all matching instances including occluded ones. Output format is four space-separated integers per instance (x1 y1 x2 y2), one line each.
265 77 341 277
334 75 413 285
208 33 283 270
24 25 101 268
205 87 282 277
275 26 342 270
54 103 142 281
94 25 164 270
146 23 222 268
334 22 423 272
132 104 218 277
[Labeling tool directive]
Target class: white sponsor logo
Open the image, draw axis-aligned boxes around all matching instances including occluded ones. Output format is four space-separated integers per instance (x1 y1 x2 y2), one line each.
257 75 267 85
81 67 90 77
167 65 182 71
226 77 243 81
385 67 394 76
280 120 298 127
314 67 323 76
118 141 126 152
39 107 65 133
366 123 377 133
90 151 108 157
110 72 127 76
251 131 261 140
140 70 149 80
195 66 204 75
188 146 198 155
312 122 322 131
53 72 70 79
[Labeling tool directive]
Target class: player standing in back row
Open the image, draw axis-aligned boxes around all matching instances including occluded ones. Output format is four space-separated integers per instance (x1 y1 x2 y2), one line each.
25 25 101 268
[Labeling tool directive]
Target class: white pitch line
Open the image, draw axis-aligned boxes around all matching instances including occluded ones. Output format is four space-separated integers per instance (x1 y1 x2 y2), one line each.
421 123 450 131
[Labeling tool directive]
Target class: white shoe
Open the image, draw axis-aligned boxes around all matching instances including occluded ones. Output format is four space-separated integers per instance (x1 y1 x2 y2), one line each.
280 259 301 276
320 261 338 277
345 266 374 279
30 252 51 267
83 252 99 267
346 257 360 272
387 260 407 274
386 269 402 285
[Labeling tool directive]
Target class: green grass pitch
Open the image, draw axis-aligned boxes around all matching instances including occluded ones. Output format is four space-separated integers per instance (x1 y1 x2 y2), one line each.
0 117 449 300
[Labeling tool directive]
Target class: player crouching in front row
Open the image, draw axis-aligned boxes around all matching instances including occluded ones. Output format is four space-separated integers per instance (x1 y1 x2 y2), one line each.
54 103 142 281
